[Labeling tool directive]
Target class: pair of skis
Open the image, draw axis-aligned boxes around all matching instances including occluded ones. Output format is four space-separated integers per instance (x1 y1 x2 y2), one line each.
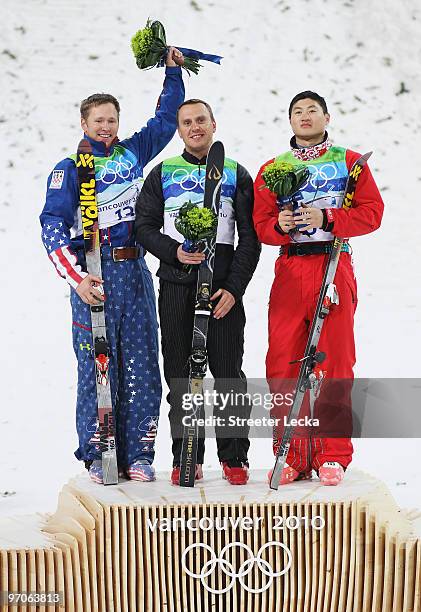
269 151 372 490
179 141 225 487
76 139 118 485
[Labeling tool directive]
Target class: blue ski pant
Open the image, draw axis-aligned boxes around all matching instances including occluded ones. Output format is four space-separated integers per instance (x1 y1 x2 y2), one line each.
71 248 161 467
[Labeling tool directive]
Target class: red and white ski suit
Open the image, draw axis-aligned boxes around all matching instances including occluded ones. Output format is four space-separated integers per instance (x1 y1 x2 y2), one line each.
253 142 384 471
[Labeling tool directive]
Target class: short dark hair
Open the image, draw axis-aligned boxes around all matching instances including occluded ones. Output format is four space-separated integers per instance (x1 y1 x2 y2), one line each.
80 93 120 120
288 91 328 118
176 98 215 125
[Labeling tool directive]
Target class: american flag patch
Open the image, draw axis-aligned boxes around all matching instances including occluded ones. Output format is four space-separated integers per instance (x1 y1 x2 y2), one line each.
50 170 64 189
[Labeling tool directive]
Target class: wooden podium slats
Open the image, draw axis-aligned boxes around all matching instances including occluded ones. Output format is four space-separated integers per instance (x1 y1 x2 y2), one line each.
0 470 420 611
62 483 105 611
415 540 421 611
126 506 136 612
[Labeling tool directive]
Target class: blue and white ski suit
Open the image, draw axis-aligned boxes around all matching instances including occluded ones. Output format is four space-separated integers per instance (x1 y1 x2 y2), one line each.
40 67 184 467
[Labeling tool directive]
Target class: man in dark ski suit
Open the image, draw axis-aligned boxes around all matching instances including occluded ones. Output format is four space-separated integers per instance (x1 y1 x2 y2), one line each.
40 49 185 484
135 99 261 485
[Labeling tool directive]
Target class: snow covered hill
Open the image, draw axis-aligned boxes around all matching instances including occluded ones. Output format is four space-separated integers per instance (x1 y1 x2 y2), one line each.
1 0 420 516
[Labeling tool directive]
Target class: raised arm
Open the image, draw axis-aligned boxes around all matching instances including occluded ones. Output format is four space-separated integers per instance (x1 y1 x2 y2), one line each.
122 59 185 168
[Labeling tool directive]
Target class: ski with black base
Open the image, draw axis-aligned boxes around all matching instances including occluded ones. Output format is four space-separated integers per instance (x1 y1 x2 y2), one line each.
269 152 372 490
76 138 118 486
179 141 225 487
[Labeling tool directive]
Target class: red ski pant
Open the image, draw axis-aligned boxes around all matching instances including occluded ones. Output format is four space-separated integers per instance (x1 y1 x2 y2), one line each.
267 251 356 471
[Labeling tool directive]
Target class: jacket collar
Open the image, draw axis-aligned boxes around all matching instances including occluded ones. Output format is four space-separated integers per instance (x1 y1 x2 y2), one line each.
182 149 208 165
290 131 331 161
82 133 119 157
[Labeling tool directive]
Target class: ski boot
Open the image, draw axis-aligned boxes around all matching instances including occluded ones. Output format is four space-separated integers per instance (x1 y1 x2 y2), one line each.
318 461 344 486
127 460 156 482
221 461 249 485
88 460 104 484
268 463 312 485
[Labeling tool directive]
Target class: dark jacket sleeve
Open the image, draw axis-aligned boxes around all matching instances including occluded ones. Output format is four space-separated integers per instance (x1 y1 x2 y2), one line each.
222 164 261 300
135 163 181 266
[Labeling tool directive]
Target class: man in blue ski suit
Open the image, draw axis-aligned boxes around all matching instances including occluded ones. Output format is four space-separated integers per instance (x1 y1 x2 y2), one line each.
40 48 185 483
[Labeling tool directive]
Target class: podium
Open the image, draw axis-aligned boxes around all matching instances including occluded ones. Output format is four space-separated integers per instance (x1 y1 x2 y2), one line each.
0 469 420 611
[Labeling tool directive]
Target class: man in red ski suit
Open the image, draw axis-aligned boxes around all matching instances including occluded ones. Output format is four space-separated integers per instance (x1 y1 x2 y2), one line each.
253 91 384 486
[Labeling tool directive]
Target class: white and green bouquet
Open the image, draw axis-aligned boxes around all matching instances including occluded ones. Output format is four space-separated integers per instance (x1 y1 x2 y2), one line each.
261 160 309 201
131 19 222 75
175 201 218 271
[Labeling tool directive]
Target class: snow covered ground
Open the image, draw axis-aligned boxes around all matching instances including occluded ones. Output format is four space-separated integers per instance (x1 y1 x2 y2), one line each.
1 0 420 518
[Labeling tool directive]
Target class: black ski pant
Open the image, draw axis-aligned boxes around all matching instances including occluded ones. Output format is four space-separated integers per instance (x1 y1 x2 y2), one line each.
158 280 251 466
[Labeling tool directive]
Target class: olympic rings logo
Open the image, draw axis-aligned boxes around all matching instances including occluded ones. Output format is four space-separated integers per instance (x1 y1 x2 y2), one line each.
182 541 292 595
171 168 228 191
96 156 133 184
302 163 338 190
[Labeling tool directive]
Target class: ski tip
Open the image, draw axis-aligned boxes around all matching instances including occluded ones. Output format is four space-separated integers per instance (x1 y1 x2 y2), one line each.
211 140 225 155
102 452 119 486
269 471 279 490
77 138 92 155
178 466 196 488
103 468 119 486
103 478 118 486
363 151 373 160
